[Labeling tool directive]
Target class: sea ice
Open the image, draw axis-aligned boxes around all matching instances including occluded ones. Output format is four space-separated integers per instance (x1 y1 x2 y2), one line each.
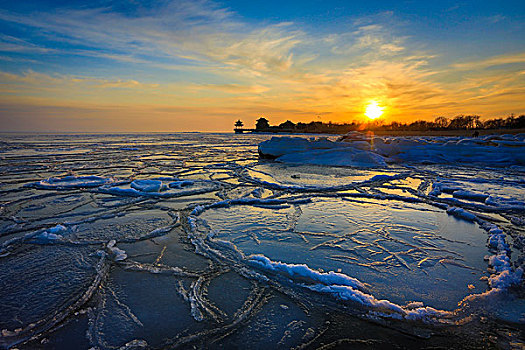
130 179 167 192
248 254 365 290
33 224 67 243
277 148 387 167
99 179 218 198
107 240 127 261
196 196 495 310
259 133 525 167
1 132 523 348
258 137 336 159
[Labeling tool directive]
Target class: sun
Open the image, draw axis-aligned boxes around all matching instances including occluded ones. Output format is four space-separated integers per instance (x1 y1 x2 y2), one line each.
365 101 384 120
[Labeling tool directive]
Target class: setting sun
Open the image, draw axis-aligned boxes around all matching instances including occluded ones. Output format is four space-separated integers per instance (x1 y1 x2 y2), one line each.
365 101 384 120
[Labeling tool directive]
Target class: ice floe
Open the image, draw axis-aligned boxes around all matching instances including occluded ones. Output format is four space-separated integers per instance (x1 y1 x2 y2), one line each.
259 133 525 167
30 175 114 189
130 179 168 192
99 179 219 198
107 240 127 261
248 254 365 290
259 137 386 168
446 207 477 221
32 224 67 243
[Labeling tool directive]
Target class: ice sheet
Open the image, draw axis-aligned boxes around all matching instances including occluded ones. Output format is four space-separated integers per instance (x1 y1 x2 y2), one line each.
259 133 525 167
0 132 523 349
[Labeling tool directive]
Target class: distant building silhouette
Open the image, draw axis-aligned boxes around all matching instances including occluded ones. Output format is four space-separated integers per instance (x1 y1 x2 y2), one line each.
233 113 524 135
256 117 270 130
279 120 296 130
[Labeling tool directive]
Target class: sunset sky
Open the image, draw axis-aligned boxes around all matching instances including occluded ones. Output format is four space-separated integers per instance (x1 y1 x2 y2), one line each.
1 0 524 132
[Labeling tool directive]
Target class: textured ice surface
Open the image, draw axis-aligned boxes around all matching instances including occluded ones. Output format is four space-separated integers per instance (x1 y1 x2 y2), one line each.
0 132 523 349
30 175 115 189
99 179 219 198
260 133 525 166
199 197 489 310
0 245 97 329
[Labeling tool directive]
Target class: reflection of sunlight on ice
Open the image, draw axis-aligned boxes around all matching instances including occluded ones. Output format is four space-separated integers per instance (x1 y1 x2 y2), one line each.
200 197 488 310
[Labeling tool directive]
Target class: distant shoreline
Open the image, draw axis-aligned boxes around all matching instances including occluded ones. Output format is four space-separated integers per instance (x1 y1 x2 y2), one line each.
235 115 525 136
353 128 525 137
246 128 525 137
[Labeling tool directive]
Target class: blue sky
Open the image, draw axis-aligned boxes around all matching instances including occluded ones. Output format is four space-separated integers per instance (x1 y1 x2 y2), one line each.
0 0 524 131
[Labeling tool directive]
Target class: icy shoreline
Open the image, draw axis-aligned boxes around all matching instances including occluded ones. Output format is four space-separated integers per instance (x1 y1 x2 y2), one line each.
259 132 525 167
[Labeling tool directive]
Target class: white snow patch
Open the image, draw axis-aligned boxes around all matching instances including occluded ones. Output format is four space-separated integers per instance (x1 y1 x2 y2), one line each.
248 254 365 290
107 240 127 261
258 137 336 158
259 133 525 167
130 179 167 192
99 179 217 198
446 207 477 221
248 254 453 322
452 190 489 202
33 224 67 243
276 148 387 168
191 205 205 216
488 268 523 289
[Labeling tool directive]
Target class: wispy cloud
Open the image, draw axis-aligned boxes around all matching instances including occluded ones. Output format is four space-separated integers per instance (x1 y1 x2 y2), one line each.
0 33 57 53
0 0 523 131
0 2 302 77
451 52 525 70
0 70 159 90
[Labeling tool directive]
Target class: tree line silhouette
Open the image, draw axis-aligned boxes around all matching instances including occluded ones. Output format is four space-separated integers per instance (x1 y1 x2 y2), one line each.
250 114 525 134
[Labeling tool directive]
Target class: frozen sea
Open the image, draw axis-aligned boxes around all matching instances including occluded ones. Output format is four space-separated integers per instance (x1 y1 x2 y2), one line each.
0 132 524 349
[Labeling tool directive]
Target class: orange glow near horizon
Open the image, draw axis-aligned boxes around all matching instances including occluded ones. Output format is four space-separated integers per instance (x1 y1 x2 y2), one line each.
364 101 384 120
0 0 524 133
